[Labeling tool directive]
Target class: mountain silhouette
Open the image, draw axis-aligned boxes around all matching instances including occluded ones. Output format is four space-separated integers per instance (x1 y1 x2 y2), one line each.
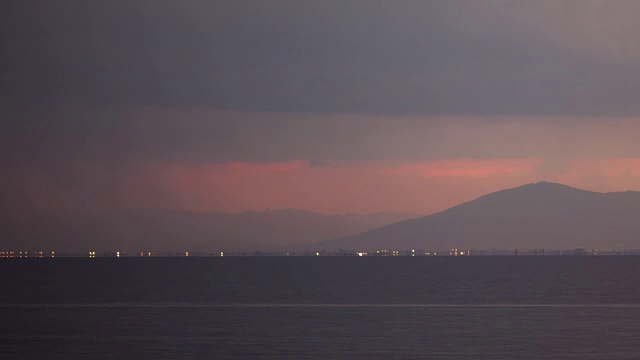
317 182 640 251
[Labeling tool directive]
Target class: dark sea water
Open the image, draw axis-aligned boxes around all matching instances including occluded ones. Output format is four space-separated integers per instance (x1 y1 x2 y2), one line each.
2 256 640 359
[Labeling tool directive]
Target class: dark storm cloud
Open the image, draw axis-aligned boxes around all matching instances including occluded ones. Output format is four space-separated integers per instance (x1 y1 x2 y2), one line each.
6 0 640 247
3 1 640 193
3 0 640 116
3 0 640 172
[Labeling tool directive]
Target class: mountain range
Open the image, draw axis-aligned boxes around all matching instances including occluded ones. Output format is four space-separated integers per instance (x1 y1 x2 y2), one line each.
6 182 640 253
317 182 640 251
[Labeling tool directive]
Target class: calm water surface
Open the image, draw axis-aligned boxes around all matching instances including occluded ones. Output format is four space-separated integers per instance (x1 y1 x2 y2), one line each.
1 257 640 358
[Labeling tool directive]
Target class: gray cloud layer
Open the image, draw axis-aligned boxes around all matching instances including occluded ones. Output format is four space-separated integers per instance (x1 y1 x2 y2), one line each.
4 0 640 167
3 0 640 115
3 1 640 218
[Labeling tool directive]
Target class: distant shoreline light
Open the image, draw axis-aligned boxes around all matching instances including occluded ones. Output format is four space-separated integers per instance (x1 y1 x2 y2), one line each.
0 248 628 258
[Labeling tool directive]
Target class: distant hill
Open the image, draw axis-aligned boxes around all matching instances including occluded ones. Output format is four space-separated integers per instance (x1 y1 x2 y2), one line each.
1 209 417 253
316 182 640 251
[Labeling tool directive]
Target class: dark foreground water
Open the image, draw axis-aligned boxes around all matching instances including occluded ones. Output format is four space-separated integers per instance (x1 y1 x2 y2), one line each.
2 256 640 358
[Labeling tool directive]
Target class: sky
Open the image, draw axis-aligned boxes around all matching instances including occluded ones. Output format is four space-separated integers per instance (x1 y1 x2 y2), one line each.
3 0 640 218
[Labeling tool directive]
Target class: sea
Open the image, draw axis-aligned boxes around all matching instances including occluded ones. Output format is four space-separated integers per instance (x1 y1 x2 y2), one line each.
2 256 640 359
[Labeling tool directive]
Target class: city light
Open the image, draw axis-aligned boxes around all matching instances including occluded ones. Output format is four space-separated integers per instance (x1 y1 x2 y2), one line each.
0 248 628 258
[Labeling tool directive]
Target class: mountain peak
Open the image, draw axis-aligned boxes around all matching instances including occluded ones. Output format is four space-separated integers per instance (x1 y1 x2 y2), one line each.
320 181 640 251
522 181 572 189
510 181 593 194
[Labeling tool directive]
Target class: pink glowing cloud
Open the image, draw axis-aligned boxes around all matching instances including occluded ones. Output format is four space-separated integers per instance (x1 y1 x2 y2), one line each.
551 158 640 192
8 155 640 217
117 158 545 215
